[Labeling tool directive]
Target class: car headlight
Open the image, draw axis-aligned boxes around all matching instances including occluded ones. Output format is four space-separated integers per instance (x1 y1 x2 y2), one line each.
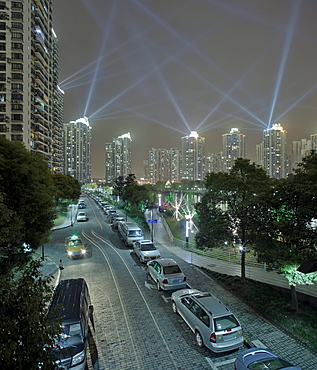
82 249 86 254
71 349 85 366
68 251 73 256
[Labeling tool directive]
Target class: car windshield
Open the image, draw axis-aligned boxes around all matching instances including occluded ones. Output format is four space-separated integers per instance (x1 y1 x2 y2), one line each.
248 357 293 370
78 213 85 216
140 244 156 251
163 265 181 274
214 314 239 331
55 323 83 347
128 230 142 237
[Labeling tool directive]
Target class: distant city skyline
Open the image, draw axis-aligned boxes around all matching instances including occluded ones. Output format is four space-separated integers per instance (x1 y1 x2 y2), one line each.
52 1 317 178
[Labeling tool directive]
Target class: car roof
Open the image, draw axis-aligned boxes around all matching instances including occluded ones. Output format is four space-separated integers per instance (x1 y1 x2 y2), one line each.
48 278 88 322
156 258 178 267
139 240 153 244
179 290 231 317
67 235 81 240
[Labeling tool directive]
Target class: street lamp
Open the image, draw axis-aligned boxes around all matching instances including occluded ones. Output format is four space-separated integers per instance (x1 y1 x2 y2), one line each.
239 244 246 284
185 215 190 247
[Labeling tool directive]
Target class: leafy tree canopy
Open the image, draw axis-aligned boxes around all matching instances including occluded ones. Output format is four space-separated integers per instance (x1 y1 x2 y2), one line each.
0 259 60 369
52 173 81 201
0 137 55 252
196 159 271 250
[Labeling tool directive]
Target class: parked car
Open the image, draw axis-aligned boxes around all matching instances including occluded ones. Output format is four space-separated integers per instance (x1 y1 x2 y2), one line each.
147 258 187 291
47 278 93 370
107 212 120 223
133 240 161 263
77 212 88 222
112 216 125 229
106 209 117 218
118 222 144 246
103 205 113 213
65 235 86 259
171 288 243 353
234 348 301 370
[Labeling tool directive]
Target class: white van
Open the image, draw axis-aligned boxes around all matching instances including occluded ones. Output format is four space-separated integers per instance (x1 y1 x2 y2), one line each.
118 222 144 246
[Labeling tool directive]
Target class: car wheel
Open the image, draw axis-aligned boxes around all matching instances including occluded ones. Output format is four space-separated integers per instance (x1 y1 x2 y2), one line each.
172 300 178 313
195 331 204 348
156 280 162 291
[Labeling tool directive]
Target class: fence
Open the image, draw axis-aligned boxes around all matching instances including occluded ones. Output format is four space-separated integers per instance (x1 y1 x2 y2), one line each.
160 215 317 299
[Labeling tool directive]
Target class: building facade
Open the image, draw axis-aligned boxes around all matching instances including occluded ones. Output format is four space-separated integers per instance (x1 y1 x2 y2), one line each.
222 128 245 172
0 0 63 171
105 132 132 183
263 122 287 179
64 117 92 183
291 138 311 170
181 131 205 181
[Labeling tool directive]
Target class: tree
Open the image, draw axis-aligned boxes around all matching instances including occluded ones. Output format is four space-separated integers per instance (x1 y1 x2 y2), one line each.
0 137 55 254
0 260 60 369
195 159 272 282
253 152 317 310
52 173 81 203
113 175 125 197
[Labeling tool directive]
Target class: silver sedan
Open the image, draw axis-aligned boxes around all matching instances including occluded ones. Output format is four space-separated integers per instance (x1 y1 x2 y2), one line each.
146 258 187 291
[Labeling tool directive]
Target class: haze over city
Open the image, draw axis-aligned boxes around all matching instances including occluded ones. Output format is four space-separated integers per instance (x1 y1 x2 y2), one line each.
53 0 317 178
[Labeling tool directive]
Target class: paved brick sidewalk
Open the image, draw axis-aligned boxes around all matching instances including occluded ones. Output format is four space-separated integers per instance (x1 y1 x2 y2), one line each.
145 210 317 369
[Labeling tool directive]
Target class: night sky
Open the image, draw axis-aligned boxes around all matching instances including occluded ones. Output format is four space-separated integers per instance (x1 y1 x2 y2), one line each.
53 0 317 178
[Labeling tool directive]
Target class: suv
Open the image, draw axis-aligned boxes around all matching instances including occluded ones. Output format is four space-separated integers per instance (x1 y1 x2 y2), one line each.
47 279 94 369
171 288 243 353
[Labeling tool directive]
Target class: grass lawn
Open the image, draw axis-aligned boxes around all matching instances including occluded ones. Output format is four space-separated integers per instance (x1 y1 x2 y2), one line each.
54 213 67 226
201 267 317 352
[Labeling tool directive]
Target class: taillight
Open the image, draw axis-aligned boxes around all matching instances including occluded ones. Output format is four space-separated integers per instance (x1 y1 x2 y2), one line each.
210 332 216 343
162 279 168 284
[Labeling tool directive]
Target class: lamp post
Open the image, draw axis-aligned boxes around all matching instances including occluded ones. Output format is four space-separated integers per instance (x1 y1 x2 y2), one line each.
185 215 190 247
239 244 246 284
158 193 162 212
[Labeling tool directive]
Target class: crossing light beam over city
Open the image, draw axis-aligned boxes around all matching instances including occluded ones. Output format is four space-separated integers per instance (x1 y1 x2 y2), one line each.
53 0 317 178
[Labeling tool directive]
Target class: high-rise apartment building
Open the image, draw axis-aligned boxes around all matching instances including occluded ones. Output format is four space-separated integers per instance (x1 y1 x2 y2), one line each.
263 122 287 179
310 134 317 151
222 128 245 172
206 152 223 173
181 131 205 181
147 147 181 183
0 1 62 170
169 147 181 182
291 139 311 170
51 29 64 173
64 117 92 183
105 132 132 183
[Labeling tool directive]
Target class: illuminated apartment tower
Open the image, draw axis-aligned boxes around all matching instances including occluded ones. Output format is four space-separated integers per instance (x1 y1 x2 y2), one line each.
0 1 62 169
222 128 245 172
291 139 311 170
64 117 92 183
310 133 317 151
51 29 64 173
263 123 287 179
181 131 205 181
105 132 132 183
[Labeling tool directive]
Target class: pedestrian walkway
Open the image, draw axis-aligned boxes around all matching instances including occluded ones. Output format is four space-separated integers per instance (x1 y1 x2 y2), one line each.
146 209 317 301
37 204 76 286
145 209 317 369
